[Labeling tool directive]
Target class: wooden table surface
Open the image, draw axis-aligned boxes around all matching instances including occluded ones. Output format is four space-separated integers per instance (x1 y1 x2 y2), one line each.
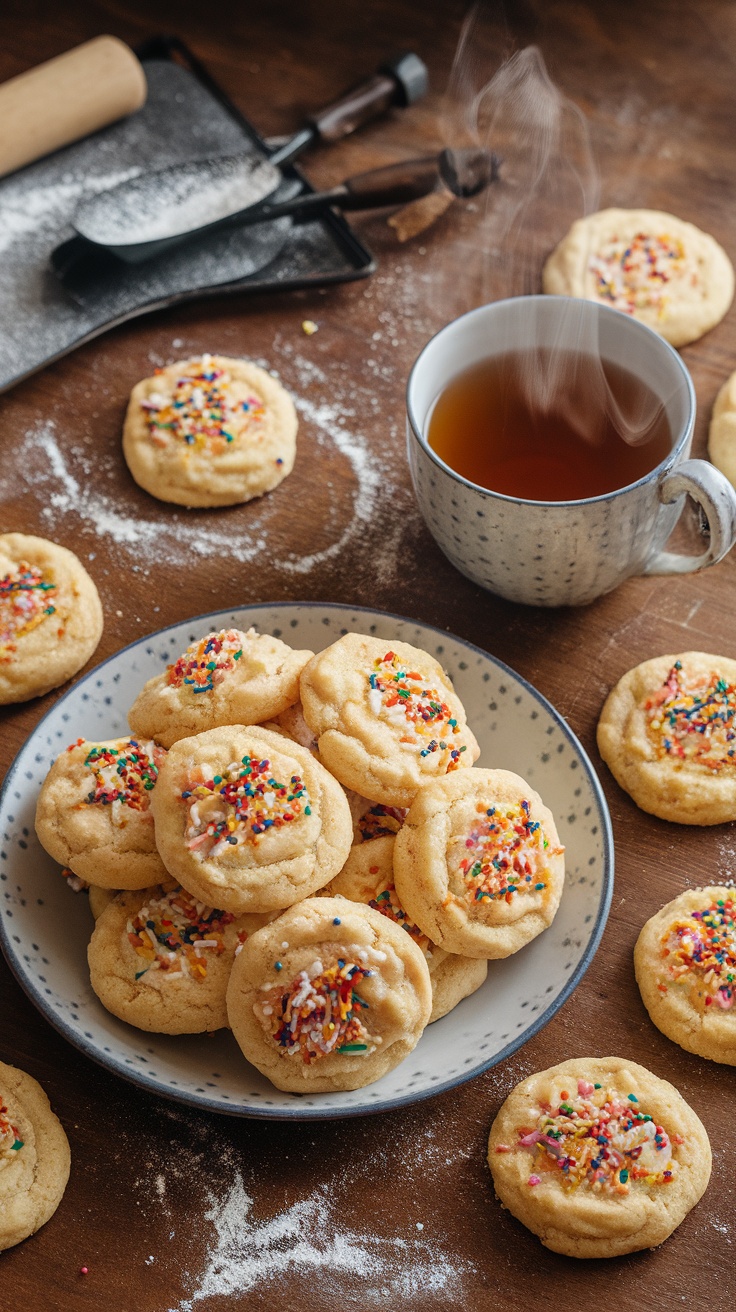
1 1 734 1308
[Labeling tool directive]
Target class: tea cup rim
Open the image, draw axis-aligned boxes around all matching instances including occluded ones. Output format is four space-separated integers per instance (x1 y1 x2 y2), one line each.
406 294 696 508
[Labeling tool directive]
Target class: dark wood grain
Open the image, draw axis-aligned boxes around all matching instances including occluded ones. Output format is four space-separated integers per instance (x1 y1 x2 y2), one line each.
1 1 734 1308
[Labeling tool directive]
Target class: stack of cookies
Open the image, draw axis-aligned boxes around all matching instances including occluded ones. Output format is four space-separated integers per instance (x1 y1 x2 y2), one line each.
35 627 566 1095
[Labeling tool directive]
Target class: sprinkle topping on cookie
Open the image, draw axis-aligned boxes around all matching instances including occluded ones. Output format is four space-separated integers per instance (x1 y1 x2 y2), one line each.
127 886 241 981
358 803 407 841
513 1082 680 1193
449 800 557 905
257 957 377 1061
142 355 265 454
645 661 736 770
0 562 57 651
659 896 735 1011
368 881 432 957
182 756 309 858
166 629 245 694
83 739 165 819
0 1100 23 1167
589 231 688 317
368 651 466 771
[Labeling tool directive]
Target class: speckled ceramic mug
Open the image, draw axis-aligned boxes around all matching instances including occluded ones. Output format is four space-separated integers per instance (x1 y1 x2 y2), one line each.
407 295 736 606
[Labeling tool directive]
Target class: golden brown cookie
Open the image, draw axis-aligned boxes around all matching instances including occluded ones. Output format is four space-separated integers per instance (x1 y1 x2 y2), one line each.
299 633 479 807
488 1057 711 1258
151 725 352 914
0 1061 70 1252
543 209 734 347
597 653 736 824
88 884 270 1033
122 354 297 507
394 768 564 959
325 833 486 1022
0 533 103 705
35 736 168 888
635 886 736 1064
226 896 432 1093
128 627 312 749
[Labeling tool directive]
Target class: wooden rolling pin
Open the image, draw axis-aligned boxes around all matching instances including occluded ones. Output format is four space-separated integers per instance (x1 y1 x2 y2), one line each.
0 36 147 179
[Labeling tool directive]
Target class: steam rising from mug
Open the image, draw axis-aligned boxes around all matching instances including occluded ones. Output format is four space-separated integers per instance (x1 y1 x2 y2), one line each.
434 9 673 447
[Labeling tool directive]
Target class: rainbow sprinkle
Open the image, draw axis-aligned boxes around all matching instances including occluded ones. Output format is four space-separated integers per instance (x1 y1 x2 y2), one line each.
513 1080 680 1193
358 803 407 841
257 957 377 1062
645 661 736 771
166 629 245 694
183 755 309 858
83 739 165 819
142 356 266 454
658 895 735 1011
589 231 688 318
449 800 557 904
127 886 243 981
0 1100 23 1163
368 878 432 957
368 651 466 772
0 562 56 652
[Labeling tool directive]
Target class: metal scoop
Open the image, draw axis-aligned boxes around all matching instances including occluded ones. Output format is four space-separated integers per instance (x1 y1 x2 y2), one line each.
69 148 499 265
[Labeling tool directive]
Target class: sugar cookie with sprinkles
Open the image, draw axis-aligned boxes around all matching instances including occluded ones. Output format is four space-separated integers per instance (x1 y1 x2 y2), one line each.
597 652 736 824
543 208 734 347
128 627 313 749
35 736 168 889
393 768 564 959
299 633 479 807
323 837 487 1022
88 884 271 1033
635 886 736 1064
487 1056 711 1258
708 367 736 490
226 896 432 1093
0 1060 70 1252
151 725 352 914
122 354 298 507
0 533 102 705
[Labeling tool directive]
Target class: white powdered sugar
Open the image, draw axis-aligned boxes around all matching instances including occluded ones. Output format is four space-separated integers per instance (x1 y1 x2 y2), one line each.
170 1171 472 1309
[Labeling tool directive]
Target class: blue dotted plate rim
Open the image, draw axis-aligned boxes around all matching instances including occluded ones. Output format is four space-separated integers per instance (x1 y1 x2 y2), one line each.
0 601 614 1121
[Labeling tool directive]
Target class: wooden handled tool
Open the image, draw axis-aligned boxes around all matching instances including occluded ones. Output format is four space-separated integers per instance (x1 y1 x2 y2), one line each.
0 36 147 179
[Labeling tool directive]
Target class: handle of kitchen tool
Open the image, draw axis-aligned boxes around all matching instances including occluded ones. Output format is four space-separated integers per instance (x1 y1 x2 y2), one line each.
0 37 146 179
256 155 443 223
644 458 736 574
270 53 428 166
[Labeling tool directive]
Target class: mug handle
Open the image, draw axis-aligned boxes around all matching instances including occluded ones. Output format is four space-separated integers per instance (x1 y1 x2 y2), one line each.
643 458 736 576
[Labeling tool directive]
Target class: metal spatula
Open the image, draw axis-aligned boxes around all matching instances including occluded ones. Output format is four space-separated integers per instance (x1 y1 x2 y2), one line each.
66 148 499 266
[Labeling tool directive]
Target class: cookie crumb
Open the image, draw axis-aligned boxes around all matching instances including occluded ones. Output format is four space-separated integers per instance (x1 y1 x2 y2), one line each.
301 320 318 336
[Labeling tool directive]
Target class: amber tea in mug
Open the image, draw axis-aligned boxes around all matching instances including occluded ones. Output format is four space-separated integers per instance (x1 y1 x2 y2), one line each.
426 348 673 501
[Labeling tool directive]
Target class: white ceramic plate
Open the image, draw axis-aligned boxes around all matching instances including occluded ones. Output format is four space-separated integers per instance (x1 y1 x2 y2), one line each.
0 603 613 1119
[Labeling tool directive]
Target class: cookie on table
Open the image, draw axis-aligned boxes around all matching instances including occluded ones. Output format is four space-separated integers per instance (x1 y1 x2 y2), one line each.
122 354 298 507
88 884 271 1033
543 208 734 347
35 736 168 889
487 1056 711 1258
324 836 487 1022
226 896 432 1093
635 886 736 1065
299 633 480 807
393 769 564 959
0 1061 70 1252
128 627 313 749
708 369 736 488
0 533 103 705
151 725 352 914
597 652 736 824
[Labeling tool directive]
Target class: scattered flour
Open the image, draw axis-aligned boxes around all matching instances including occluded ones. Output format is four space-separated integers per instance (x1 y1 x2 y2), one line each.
170 1172 473 1309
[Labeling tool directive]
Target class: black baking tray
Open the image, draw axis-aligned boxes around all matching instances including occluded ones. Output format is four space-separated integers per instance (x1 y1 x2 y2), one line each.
0 34 375 394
